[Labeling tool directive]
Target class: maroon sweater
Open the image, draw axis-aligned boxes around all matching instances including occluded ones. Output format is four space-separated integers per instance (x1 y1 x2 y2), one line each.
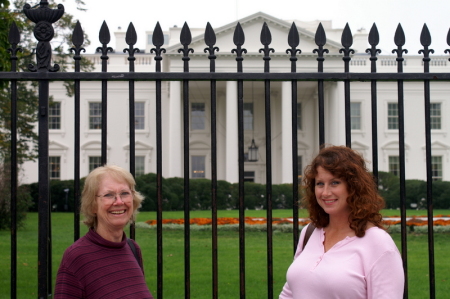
54 229 153 298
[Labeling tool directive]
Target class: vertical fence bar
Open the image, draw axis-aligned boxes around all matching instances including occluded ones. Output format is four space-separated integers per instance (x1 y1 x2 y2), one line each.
260 22 274 298
237 75 245 299
125 22 139 240
314 23 328 146
340 24 354 147
232 22 247 299
7 21 21 299
156 75 163 299
35 77 50 298
367 24 380 180
73 56 81 242
97 21 112 165
419 24 436 299
393 24 409 299
287 22 301 253
151 22 165 299
10 79 18 299
10 64 18 299
37 78 50 298
180 22 193 299
70 21 84 242
204 22 219 299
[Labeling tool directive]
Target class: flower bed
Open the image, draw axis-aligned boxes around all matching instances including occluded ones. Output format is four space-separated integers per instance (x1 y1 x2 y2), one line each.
145 215 450 227
145 217 308 226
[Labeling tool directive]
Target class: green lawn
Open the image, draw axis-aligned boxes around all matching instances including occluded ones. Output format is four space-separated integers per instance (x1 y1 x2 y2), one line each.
0 211 449 298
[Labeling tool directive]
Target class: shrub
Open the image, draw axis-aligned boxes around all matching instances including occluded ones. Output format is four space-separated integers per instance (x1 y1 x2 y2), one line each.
26 178 85 212
0 164 32 230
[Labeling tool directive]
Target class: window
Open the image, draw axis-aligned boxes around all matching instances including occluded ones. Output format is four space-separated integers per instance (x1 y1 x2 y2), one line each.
135 156 145 177
135 102 145 130
243 103 254 130
430 103 441 130
350 102 361 130
89 103 102 130
49 156 61 180
191 156 205 178
244 171 255 182
297 156 303 183
297 103 302 130
387 103 398 130
49 102 61 130
389 156 400 176
89 156 102 172
191 103 205 130
431 156 442 181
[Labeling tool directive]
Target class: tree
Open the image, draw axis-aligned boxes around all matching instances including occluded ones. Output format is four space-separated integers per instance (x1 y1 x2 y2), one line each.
0 0 93 164
0 0 93 229
0 163 32 229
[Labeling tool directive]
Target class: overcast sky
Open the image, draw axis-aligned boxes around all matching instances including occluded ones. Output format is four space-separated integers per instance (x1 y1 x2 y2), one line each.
60 0 449 55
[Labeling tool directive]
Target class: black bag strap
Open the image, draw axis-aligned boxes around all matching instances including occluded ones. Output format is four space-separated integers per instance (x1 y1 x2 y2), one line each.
302 223 316 250
127 238 143 272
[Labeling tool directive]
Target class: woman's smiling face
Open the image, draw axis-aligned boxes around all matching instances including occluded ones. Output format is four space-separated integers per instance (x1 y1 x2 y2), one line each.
314 166 350 217
94 174 134 235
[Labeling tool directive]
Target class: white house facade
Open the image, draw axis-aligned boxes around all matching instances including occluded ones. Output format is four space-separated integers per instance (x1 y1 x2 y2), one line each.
21 12 450 184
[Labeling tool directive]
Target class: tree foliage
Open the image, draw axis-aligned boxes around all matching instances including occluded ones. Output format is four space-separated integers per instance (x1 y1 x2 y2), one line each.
0 163 32 230
0 0 92 164
1 0 93 229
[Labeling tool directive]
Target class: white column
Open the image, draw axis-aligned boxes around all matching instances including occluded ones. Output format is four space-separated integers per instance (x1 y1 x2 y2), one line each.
328 82 346 146
281 81 293 184
168 81 182 177
225 81 238 183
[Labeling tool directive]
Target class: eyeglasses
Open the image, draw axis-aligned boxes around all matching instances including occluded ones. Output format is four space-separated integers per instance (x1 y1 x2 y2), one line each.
96 190 133 203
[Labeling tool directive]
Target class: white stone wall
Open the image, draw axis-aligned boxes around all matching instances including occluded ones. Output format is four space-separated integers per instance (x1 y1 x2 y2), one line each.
20 13 450 184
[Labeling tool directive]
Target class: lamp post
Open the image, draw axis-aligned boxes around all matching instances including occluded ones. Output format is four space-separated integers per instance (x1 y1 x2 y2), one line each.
64 188 69 211
247 82 258 162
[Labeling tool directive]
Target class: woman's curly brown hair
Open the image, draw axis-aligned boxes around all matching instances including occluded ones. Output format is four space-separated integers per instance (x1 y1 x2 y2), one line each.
303 145 385 237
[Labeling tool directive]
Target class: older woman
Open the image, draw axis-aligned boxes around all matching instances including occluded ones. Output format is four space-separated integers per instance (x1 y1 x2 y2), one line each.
279 145 404 299
54 165 153 298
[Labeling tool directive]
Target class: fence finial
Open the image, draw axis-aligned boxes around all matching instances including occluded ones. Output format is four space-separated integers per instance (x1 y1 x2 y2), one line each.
204 22 219 72
260 22 274 72
179 22 194 72
8 22 22 72
313 23 328 73
23 1 64 72
419 24 434 73
232 23 247 72
366 23 381 73
444 28 450 61
287 22 301 72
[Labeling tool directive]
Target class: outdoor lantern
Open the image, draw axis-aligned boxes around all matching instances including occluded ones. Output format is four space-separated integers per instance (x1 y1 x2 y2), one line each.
248 139 258 162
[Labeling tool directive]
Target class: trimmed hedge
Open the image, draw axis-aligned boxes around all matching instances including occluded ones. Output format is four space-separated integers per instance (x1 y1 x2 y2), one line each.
21 171 450 212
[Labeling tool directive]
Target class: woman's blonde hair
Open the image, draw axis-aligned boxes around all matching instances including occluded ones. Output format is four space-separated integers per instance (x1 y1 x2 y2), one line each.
80 164 144 228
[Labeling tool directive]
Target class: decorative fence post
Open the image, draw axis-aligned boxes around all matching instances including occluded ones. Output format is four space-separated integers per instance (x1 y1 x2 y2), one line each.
23 1 64 297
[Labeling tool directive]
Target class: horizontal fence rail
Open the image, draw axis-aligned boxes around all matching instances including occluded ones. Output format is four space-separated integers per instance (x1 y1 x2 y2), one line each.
2 72 450 80
5 1 450 299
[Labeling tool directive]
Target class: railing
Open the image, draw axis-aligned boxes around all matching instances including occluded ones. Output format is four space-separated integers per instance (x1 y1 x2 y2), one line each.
3 1 450 299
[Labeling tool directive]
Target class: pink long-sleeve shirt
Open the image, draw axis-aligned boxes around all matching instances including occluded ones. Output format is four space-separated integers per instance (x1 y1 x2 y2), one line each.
279 225 404 299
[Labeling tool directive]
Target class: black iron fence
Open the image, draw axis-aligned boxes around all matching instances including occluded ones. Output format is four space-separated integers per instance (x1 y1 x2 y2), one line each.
3 1 449 299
